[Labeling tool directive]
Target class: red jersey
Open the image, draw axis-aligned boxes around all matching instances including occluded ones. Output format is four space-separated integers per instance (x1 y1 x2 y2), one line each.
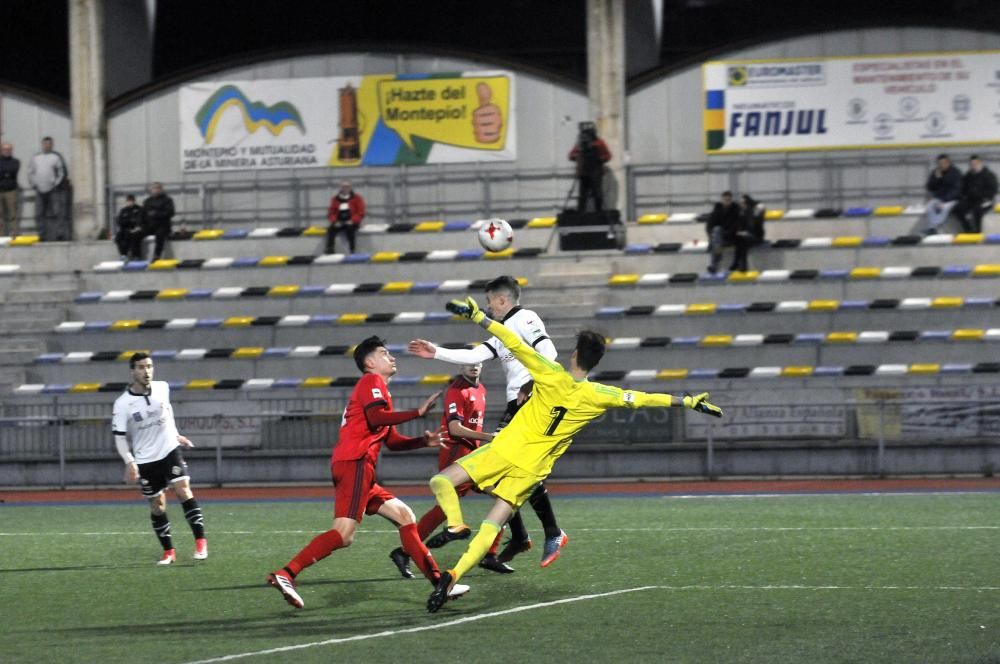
441 375 487 451
333 373 394 464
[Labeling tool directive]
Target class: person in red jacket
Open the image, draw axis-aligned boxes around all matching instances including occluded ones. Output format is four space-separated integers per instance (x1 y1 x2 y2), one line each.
568 122 611 212
326 180 366 254
267 336 470 609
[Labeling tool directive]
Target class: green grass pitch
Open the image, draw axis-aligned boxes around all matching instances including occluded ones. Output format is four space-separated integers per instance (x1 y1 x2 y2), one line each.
3 491 999 663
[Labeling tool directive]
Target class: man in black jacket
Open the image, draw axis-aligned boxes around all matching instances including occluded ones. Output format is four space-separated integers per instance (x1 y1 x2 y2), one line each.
952 155 998 233
115 195 146 261
923 154 962 234
0 143 19 237
706 190 740 273
142 182 175 261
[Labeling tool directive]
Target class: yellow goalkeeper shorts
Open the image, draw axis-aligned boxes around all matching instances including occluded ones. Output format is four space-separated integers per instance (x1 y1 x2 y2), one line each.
456 443 543 509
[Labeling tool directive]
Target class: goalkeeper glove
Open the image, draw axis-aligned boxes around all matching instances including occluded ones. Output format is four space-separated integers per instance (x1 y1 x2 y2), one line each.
446 296 485 323
682 392 723 418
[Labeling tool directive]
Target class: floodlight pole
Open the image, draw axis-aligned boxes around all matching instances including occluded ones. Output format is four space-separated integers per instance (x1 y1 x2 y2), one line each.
586 0 627 218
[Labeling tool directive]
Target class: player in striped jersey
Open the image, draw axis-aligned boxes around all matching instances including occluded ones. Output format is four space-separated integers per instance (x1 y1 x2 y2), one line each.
425 297 722 612
111 353 206 565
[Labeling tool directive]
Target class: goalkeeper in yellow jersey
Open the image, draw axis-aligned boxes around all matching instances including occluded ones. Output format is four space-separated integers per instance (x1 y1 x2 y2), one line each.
426 296 722 613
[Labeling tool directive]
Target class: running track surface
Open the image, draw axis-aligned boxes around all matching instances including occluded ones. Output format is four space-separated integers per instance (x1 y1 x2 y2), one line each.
2 478 999 503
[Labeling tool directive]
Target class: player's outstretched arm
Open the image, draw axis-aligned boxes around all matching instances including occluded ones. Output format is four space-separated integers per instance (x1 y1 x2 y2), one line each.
409 337 495 365
614 388 723 417
447 297 559 378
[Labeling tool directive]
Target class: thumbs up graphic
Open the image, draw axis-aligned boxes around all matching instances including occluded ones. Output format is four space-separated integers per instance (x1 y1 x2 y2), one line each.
472 82 503 144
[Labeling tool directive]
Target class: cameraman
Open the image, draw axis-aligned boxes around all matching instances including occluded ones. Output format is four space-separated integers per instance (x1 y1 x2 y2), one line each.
326 181 366 254
568 122 611 212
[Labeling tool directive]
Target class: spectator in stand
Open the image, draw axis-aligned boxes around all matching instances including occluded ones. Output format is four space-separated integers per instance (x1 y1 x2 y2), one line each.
731 194 766 273
114 195 146 261
326 181 366 254
0 143 20 237
923 154 962 235
952 155 998 233
27 137 69 241
568 122 611 213
142 182 175 261
705 190 740 273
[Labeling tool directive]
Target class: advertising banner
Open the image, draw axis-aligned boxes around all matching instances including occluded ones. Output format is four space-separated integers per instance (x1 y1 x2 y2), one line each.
180 71 516 171
855 385 1000 440
703 50 1000 153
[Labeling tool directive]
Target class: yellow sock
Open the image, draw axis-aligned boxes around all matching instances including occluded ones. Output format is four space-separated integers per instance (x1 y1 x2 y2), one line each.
453 520 501 582
429 474 464 528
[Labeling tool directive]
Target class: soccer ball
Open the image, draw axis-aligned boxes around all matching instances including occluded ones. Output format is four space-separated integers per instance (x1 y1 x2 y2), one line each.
477 218 513 252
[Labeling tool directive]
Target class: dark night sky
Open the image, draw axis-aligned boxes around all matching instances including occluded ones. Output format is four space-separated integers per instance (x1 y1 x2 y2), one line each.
3 0 1000 101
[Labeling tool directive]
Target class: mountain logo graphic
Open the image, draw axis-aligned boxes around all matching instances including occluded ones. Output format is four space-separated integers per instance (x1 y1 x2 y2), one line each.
195 85 305 143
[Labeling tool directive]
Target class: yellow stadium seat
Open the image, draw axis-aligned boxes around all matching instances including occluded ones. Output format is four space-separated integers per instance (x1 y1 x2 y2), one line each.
908 364 940 375
527 217 557 228
951 329 985 341
808 300 840 311
686 303 716 315
833 236 862 247
337 313 368 325
656 368 689 380
192 229 224 240
609 274 640 286
484 247 515 259
302 225 327 236
420 374 453 385
931 297 963 308
155 288 189 299
727 270 759 282
414 221 445 232
222 316 254 327
371 251 401 263
972 264 1000 277
302 377 333 388
849 267 880 279
232 347 265 359
70 383 101 393
117 349 149 361
764 209 785 220
148 259 179 270
110 320 141 331
700 335 733 347
826 331 858 343
781 366 814 377
874 205 904 216
953 233 984 245
637 213 667 224
10 234 40 245
516 277 529 287
186 379 216 390
267 285 300 297
259 255 290 266
381 281 413 293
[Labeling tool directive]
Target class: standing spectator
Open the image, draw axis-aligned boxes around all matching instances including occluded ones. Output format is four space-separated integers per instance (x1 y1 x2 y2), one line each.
0 142 20 237
27 136 69 241
705 190 740 273
923 154 962 235
731 194 766 272
953 155 998 233
325 181 365 254
142 182 175 261
568 122 611 213
114 194 146 261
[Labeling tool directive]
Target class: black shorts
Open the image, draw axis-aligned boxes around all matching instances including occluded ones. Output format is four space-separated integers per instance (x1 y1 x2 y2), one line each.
137 448 190 498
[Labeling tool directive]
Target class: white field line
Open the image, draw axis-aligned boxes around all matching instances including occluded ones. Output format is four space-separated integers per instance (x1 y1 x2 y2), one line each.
2 525 999 536
180 583 1000 664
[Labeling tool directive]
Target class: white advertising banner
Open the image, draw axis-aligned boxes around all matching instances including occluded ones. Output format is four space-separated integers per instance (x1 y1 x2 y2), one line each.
179 72 516 172
703 50 1000 153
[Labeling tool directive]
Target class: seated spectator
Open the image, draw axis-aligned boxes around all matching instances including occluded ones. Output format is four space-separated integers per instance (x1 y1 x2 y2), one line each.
114 194 146 260
923 154 961 235
326 181 365 254
952 155 998 233
731 194 765 272
142 182 175 261
705 190 740 273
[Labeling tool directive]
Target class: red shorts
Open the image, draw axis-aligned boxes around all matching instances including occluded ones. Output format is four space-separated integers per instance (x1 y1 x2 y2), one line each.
439 444 477 497
331 458 397 522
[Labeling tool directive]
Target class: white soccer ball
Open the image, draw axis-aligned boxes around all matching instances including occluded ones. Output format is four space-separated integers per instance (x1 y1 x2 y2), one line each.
477 218 513 252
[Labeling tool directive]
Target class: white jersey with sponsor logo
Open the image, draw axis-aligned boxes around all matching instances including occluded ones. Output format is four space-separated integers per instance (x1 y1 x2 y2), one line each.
111 381 180 464
483 307 557 402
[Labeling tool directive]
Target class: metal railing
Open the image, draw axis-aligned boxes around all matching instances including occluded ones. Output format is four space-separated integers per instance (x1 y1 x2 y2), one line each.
2 396 998 487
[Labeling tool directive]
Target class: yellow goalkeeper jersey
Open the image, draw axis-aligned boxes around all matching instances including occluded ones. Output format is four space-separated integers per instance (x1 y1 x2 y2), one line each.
485 318 674 476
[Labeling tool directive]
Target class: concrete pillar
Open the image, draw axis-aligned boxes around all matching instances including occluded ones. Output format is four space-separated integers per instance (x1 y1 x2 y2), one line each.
69 0 108 241
586 0 627 215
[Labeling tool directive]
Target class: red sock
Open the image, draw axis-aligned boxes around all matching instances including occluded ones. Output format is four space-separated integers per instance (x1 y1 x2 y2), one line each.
286 529 344 577
399 523 440 583
416 505 446 541
488 525 504 556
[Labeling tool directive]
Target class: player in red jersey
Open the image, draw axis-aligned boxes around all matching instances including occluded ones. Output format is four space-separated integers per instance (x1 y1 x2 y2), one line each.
267 336 470 609
388 363 514 578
